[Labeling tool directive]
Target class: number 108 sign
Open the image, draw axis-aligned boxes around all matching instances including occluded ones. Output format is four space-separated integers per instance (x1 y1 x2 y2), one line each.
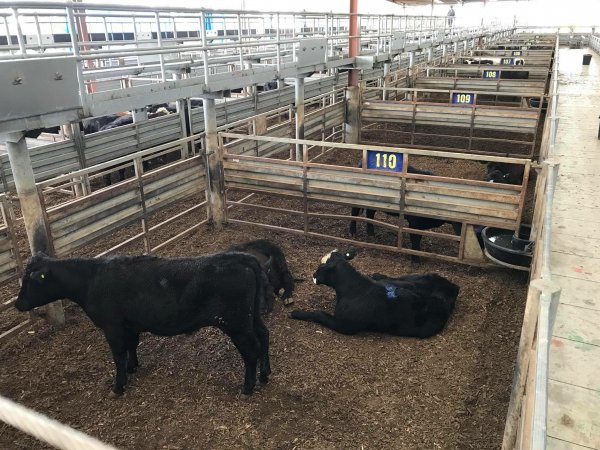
367 150 403 172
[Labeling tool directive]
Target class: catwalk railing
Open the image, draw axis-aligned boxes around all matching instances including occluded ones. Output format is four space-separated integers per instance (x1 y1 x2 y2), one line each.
0 1 512 131
501 34 561 450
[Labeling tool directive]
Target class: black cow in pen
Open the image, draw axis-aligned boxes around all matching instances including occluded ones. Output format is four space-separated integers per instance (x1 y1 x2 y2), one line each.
291 249 458 337
349 163 463 261
14 253 271 397
485 162 524 185
228 239 296 312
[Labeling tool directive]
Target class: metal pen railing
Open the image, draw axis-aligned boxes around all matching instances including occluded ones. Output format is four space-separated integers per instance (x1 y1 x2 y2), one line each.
0 2 508 98
502 33 561 450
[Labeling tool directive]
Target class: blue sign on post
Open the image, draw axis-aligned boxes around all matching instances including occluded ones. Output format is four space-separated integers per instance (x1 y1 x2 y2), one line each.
501 57 515 65
482 69 500 79
366 150 403 172
452 92 475 105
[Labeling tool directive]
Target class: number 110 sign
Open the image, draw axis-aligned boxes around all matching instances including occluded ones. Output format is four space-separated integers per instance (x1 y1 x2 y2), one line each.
367 150 403 172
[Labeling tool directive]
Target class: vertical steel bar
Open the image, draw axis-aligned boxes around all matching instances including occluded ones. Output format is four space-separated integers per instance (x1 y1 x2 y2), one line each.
276 13 281 75
33 15 42 50
200 11 209 85
10 8 26 56
65 6 88 104
295 77 305 161
154 12 167 82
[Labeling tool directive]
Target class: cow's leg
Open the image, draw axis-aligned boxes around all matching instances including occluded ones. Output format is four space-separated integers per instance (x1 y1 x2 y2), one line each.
103 174 112 186
409 233 423 263
118 168 126 182
126 332 140 374
280 271 295 305
290 310 360 335
349 207 362 236
104 329 128 396
228 332 260 395
365 209 376 236
253 317 271 384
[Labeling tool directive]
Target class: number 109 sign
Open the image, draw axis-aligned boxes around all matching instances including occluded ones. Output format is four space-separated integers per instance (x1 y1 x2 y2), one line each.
367 150 403 172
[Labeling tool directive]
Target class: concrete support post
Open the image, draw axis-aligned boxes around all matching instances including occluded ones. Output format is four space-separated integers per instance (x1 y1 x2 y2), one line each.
5 132 65 326
294 77 305 161
453 41 458 54
70 123 89 197
243 61 254 96
383 62 390 101
344 85 360 145
176 98 190 158
427 47 433 61
202 98 225 230
442 44 447 57
408 51 415 83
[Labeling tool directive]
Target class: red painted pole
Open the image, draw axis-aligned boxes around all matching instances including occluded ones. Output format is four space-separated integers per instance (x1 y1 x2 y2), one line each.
348 0 359 87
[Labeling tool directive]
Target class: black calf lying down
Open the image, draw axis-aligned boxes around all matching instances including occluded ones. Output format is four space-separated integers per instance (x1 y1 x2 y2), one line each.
228 239 295 312
291 249 458 337
15 253 271 396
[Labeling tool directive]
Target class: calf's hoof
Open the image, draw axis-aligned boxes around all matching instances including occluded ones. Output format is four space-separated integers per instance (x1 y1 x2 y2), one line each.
108 389 123 399
289 310 306 320
283 297 295 306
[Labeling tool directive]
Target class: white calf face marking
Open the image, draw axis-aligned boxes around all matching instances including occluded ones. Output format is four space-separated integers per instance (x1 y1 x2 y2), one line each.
159 278 168 288
320 249 338 264
313 277 317 284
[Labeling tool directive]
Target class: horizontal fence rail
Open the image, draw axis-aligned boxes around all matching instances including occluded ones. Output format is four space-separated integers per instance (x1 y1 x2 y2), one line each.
219 132 530 265
0 74 349 192
360 86 544 157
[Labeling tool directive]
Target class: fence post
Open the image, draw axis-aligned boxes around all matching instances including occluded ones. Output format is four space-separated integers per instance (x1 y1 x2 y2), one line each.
295 76 305 161
344 85 361 145
3 132 65 326
202 96 225 230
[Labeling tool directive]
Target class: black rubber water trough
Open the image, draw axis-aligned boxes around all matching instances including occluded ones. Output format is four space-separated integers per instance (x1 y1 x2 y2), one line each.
482 224 533 269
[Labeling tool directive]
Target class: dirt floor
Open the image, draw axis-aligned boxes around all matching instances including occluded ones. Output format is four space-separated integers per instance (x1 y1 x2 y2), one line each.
0 111 535 450
0 220 527 450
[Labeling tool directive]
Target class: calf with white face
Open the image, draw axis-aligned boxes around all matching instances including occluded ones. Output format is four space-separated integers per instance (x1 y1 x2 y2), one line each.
291 249 459 338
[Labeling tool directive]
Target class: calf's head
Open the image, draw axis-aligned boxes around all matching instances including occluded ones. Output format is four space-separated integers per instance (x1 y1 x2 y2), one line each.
485 169 510 183
313 248 357 287
15 255 61 312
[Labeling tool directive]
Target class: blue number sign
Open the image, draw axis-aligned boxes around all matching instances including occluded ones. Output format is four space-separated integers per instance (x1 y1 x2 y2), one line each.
452 92 474 105
366 150 403 172
501 57 515 65
482 69 500 79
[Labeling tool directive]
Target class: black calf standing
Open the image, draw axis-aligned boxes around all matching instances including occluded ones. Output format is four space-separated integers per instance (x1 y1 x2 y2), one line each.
228 239 296 312
291 249 458 337
15 253 271 396
349 164 462 259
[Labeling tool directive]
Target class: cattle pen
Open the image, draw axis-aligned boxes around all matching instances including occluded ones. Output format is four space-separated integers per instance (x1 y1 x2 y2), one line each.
0 1 598 449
